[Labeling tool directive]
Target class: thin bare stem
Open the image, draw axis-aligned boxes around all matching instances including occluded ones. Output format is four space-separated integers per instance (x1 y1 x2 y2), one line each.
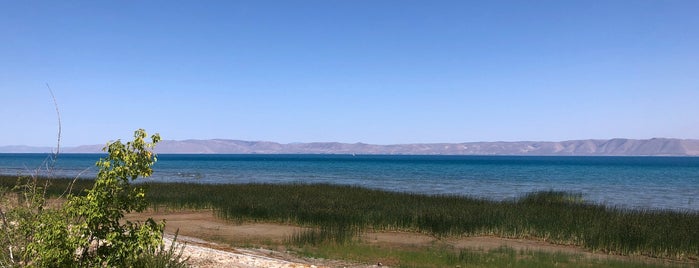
46 83 61 163
60 167 92 199
45 84 62 200
0 208 13 263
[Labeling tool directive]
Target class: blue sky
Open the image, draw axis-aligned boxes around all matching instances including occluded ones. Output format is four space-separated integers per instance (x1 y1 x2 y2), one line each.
2 1 698 147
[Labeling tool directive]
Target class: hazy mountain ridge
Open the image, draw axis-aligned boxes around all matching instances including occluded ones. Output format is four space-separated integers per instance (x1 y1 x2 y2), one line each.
3 138 699 156
0 145 54 153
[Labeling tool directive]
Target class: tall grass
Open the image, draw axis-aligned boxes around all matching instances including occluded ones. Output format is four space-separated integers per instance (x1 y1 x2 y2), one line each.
3 176 697 261
143 182 699 260
286 224 361 246
296 243 662 268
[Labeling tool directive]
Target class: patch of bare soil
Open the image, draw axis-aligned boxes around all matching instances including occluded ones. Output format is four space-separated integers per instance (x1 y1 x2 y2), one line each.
128 210 372 268
127 210 694 267
131 209 305 245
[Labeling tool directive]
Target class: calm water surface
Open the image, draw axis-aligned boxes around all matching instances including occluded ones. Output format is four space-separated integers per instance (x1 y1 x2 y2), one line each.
1 153 697 211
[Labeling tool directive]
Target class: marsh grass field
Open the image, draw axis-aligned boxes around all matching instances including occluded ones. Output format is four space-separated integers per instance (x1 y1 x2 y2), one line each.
2 175 697 267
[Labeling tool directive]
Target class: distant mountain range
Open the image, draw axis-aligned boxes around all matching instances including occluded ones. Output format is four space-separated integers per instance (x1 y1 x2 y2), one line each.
2 138 699 156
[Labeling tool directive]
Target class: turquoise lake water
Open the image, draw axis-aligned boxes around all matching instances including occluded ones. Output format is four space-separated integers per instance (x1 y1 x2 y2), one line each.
1 153 697 211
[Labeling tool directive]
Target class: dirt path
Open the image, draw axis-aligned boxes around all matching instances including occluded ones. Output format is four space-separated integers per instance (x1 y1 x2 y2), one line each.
127 209 691 267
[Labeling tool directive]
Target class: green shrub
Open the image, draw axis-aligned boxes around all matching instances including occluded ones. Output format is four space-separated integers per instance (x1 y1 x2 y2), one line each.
0 129 188 267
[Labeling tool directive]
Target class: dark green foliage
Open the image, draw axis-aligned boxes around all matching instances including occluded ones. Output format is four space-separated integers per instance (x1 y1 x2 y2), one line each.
0 175 93 196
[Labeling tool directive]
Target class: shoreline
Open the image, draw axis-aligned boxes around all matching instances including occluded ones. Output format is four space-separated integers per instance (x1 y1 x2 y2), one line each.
0 177 699 263
2 154 698 212
2 174 697 213
131 209 696 267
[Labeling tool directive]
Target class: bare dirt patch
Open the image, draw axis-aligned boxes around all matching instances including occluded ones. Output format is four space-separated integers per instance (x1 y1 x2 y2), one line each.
127 210 368 267
128 209 305 245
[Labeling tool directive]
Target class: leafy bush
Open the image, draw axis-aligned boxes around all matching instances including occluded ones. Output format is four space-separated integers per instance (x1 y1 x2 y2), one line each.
0 129 187 267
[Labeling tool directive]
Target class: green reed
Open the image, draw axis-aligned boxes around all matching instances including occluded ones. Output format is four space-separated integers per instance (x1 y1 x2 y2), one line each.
143 182 698 260
0 175 94 197
3 176 697 261
286 224 362 246
296 243 664 268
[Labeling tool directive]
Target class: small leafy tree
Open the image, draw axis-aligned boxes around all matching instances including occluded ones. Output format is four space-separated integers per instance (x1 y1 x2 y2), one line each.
64 129 163 266
2 88 184 267
1 129 177 267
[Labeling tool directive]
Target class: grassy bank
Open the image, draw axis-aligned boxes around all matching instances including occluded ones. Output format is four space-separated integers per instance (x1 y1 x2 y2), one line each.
2 176 697 261
293 244 662 268
142 182 699 260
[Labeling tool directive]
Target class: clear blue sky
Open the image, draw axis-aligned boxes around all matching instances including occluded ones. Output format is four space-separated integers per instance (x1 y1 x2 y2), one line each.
2 1 698 147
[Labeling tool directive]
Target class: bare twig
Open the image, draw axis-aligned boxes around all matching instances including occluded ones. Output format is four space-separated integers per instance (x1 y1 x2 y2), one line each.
0 85 66 265
46 84 61 180
0 206 13 263
60 167 92 199
47 83 61 163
